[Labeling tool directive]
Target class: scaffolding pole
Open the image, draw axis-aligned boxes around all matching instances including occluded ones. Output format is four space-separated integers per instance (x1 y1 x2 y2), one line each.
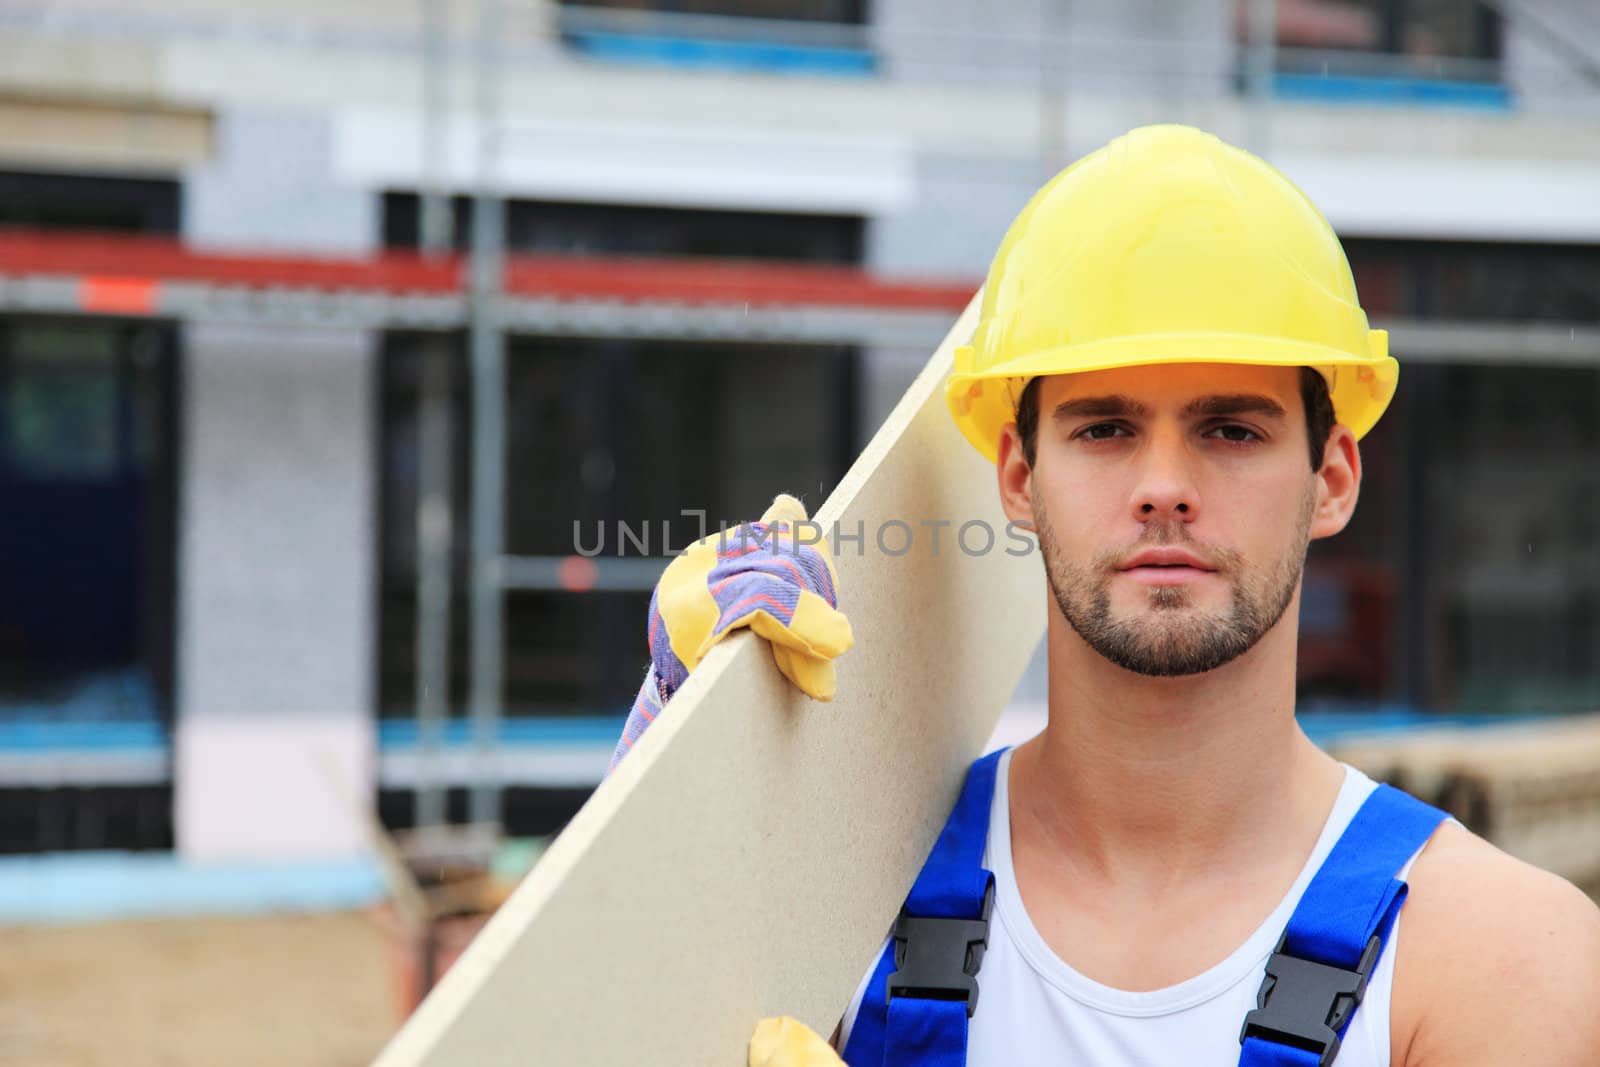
414 345 454 827
467 0 506 828
414 0 455 831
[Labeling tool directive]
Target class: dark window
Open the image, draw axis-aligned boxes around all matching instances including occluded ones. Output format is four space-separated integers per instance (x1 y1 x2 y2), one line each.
0 172 181 853
555 0 874 75
379 192 861 835
378 785 595 837
1299 239 1600 715
0 786 173 854
376 331 858 722
0 319 180 722
561 1 869 24
1264 0 1500 60
0 170 182 234
1407 364 1599 713
1236 0 1505 98
1347 238 1600 324
383 193 864 264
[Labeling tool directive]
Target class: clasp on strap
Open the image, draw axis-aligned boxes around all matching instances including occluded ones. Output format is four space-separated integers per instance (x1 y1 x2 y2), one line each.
885 882 995 1018
1240 931 1383 1067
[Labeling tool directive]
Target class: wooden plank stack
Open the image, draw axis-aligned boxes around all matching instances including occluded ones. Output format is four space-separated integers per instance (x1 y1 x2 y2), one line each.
1328 714 1600 895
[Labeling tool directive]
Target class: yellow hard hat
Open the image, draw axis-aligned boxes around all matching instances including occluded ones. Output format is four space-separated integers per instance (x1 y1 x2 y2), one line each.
946 124 1395 463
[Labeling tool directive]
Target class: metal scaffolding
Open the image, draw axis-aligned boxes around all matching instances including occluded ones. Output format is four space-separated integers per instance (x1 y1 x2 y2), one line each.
466 0 507 827
0 225 970 811
413 0 455 829
15 0 1598 828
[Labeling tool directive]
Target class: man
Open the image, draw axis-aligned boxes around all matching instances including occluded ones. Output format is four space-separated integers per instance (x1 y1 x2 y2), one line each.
614 125 1600 1065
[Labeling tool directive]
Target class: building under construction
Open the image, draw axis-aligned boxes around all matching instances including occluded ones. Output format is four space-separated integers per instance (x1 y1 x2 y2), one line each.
2 0 1599 872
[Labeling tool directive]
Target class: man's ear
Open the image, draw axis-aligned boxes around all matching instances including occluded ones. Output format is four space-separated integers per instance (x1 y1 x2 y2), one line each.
1310 424 1361 540
996 422 1035 530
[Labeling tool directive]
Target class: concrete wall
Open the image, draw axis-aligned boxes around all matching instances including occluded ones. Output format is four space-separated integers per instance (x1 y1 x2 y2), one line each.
858 149 1039 460
1502 0 1600 107
186 108 375 252
867 151 1040 277
176 107 378 862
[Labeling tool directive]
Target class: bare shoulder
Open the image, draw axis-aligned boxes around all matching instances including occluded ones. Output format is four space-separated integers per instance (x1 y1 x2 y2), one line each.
1391 819 1600 1066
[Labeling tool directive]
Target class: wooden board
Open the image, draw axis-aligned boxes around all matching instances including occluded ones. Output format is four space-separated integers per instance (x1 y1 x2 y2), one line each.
373 295 1046 1066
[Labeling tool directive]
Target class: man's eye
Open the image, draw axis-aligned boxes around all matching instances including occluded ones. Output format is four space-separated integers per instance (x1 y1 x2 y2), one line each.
1080 423 1128 441
1206 424 1260 443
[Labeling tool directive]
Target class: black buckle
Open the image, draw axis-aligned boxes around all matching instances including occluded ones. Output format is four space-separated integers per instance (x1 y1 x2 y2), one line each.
1239 931 1382 1067
885 882 995 1018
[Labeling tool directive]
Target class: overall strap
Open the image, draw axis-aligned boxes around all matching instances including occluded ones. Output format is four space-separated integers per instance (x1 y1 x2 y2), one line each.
842 747 1007 1067
1239 782 1449 1067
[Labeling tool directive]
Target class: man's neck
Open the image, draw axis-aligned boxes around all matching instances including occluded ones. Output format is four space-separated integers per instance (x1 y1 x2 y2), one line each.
1010 606 1345 897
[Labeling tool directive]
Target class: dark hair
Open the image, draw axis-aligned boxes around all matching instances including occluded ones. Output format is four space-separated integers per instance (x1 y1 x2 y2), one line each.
1014 366 1335 471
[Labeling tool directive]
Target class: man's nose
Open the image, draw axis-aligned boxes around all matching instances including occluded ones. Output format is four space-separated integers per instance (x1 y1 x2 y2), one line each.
1130 430 1199 523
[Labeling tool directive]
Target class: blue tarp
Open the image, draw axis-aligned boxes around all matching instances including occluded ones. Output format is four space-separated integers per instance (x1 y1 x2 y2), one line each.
1273 72 1512 110
566 30 874 76
0 851 384 924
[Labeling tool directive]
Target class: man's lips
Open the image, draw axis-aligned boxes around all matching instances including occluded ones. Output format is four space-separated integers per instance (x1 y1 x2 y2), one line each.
1120 548 1216 571
1117 548 1217 585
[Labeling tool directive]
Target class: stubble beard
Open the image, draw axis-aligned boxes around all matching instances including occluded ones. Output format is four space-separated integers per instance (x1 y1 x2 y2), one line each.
1033 489 1316 678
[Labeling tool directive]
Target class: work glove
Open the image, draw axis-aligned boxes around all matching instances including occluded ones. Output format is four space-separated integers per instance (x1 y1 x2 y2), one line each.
748 1016 845 1067
608 494 853 772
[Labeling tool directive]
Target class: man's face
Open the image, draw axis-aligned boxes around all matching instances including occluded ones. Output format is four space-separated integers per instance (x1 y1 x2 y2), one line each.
1009 363 1338 677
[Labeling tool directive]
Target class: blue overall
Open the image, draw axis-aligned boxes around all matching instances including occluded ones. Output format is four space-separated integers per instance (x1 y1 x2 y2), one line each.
842 748 1448 1067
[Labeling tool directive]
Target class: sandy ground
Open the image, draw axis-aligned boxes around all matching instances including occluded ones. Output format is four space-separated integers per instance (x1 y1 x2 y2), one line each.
0 910 400 1067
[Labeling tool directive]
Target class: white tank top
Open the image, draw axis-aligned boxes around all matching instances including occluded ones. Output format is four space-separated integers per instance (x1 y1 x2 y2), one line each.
838 748 1432 1066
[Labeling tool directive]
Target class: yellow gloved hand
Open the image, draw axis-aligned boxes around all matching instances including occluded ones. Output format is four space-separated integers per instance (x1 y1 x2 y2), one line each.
749 1016 845 1067
608 494 853 772
651 494 853 701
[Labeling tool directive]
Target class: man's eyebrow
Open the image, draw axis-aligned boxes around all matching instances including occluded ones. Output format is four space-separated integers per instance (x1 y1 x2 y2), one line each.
1049 394 1288 421
1050 395 1151 420
1180 394 1289 420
